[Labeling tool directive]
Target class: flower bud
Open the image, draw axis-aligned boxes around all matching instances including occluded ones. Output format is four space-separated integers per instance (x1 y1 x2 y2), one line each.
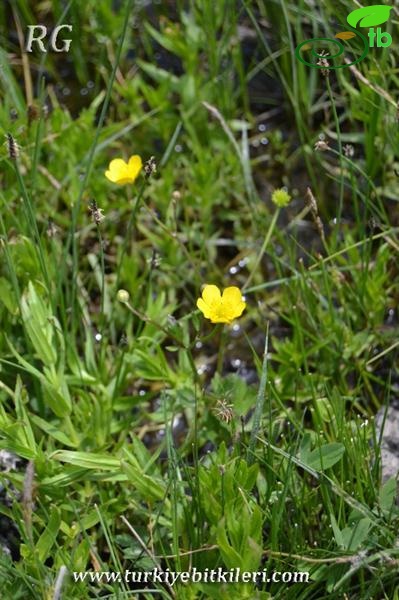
117 289 130 303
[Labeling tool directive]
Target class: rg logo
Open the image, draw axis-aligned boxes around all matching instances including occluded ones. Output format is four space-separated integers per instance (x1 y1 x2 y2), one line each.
25 25 73 53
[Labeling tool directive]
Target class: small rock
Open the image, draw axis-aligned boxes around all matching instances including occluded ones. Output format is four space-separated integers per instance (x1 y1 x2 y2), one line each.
375 402 399 487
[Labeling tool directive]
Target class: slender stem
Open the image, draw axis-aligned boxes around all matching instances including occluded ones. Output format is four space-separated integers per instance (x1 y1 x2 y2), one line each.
116 179 146 289
247 323 269 464
216 325 227 375
326 77 344 235
0 208 21 306
243 209 280 291
96 221 106 353
66 0 134 326
122 299 200 383
13 161 51 298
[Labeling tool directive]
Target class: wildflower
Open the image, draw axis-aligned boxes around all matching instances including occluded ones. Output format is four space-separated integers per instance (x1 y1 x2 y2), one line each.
105 155 142 185
117 289 130 303
197 284 246 324
271 188 291 208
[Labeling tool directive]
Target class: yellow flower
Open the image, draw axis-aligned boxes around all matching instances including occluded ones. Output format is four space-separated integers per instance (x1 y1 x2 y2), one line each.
271 187 291 207
105 155 142 185
197 285 246 324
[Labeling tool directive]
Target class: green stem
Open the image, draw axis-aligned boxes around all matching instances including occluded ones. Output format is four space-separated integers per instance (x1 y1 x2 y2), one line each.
216 325 227 375
96 222 106 354
66 0 134 327
326 77 344 236
116 179 146 289
13 162 51 298
243 209 280 291
247 324 269 465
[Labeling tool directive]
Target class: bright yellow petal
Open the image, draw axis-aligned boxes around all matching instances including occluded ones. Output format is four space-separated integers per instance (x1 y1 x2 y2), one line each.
128 155 142 169
109 158 129 173
201 284 221 306
222 286 243 304
223 301 246 322
127 155 143 181
105 168 124 183
210 314 230 324
197 298 214 319
114 176 136 185
105 158 129 183
221 287 246 321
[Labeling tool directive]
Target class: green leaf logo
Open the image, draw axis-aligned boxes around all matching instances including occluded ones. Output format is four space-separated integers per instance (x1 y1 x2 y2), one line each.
347 5 392 28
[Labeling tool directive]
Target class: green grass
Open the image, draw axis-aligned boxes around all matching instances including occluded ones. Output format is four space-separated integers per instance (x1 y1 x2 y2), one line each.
0 1 398 598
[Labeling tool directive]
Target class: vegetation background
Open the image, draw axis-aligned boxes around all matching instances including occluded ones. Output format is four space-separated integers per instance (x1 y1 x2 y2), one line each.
0 0 398 598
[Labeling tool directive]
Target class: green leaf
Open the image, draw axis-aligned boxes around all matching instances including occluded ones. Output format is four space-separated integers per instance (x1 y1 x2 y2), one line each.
120 459 166 502
51 450 120 470
341 518 372 551
216 518 243 568
0 277 17 314
30 415 76 448
379 477 397 514
330 513 344 548
347 5 392 28
14 377 36 455
36 506 61 562
0 440 36 460
300 443 345 471
20 282 57 366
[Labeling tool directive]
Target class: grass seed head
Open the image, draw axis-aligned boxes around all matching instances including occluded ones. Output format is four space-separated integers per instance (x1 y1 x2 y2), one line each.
5 133 19 160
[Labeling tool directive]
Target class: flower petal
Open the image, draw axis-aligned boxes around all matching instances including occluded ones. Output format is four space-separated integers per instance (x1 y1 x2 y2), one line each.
201 284 221 306
222 286 243 304
113 176 136 185
210 314 230 324
223 301 246 322
128 155 143 181
221 286 246 321
197 298 214 319
105 158 129 183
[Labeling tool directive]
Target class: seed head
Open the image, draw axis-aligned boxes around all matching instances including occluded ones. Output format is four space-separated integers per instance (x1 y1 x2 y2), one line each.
272 187 291 208
213 399 234 423
5 133 19 160
317 51 330 77
88 199 105 224
46 219 59 238
343 144 355 158
314 139 329 152
144 156 157 178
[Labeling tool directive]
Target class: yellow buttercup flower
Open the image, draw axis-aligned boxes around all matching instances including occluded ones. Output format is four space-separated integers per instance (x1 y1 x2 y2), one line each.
105 155 142 185
197 285 246 324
